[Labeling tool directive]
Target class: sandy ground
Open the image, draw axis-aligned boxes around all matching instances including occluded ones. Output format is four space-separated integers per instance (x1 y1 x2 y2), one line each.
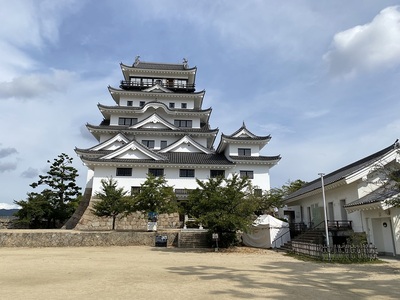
1 246 399 300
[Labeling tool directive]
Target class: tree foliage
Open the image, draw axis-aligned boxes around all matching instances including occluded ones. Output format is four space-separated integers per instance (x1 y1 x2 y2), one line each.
187 174 259 246
255 179 307 215
14 192 53 228
374 157 400 207
14 153 81 228
91 177 132 230
132 174 178 215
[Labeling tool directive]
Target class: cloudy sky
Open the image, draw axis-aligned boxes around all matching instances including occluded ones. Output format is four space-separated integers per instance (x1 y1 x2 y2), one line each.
1 0 400 209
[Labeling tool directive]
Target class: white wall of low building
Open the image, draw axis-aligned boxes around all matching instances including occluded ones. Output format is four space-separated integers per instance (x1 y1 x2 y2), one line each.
359 207 400 256
281 182 361 229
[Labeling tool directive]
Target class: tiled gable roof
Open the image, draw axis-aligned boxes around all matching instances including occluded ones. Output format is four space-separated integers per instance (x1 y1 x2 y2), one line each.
285 143 398 201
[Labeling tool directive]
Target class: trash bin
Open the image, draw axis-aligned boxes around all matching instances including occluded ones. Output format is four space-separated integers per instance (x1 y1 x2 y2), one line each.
155 235 168 247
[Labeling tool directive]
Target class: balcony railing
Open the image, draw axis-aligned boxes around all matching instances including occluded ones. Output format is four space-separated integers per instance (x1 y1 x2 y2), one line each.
327 220 352 230
120 80 195 92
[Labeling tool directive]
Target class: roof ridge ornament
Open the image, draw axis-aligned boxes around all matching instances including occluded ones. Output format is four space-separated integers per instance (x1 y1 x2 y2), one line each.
134 55 140 66
394 138 400 149
183 58 188 69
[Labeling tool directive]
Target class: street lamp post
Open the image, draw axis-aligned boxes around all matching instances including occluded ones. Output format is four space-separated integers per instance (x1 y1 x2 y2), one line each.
319 173 331 260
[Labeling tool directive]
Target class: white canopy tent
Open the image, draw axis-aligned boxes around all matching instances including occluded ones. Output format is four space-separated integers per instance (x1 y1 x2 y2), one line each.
242 215 290 249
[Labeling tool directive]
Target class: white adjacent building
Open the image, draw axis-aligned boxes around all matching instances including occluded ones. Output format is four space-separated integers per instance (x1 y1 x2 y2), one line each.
69 57 280 230
281 141 400 256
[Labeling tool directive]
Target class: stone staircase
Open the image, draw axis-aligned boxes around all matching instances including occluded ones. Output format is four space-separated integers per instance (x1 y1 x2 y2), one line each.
278 229 325 252
178 230 209 248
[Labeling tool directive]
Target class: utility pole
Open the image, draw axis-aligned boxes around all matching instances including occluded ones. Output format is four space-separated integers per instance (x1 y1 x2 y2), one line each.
319 173 331 260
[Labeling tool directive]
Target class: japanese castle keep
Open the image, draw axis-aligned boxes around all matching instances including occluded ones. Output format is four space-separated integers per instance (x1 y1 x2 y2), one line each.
68 57 281 230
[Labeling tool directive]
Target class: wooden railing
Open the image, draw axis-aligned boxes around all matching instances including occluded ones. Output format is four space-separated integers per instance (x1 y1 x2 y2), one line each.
291 242 378 261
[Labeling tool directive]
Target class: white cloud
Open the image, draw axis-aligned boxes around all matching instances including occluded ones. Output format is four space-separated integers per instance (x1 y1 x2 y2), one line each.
301 109 329 119
0 203 20 210
0 69 77 100
0 147 18 159
21 167 39 179
0 162 17 173
324 6 400 78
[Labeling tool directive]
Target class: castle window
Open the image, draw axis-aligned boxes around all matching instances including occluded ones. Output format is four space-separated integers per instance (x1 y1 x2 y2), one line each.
139 101 145 107
118 117 138 126
238 148 251 156
127 101 133 106
142 140 155 148
175 79 187 88
181 103 187 109
130 77 140 86
169 102 175 109
160 140 168 149
142 78 152 86
174 120 192 128
116 168 132 177
240 170 254 179
131 186 141 195
210 170 225 178
254 189 262 196
180 169 195 178
148 168 164 177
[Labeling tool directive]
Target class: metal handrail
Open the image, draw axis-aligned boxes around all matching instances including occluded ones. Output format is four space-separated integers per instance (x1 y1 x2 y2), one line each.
271 228 292 249
271 220 325 249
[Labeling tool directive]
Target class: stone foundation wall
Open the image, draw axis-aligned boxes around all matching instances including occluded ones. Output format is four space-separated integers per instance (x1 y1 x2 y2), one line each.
0 230 179 247
73 198 181 231
0 218 15 229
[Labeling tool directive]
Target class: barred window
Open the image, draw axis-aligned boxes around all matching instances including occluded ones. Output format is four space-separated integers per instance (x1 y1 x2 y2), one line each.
148 168 164 177
210 170 225 178
118 117 138 126
180 169 195 177
238 148 251 156
142 140 155 148
240 170 254 179
116 168 132 176
174 120 192 128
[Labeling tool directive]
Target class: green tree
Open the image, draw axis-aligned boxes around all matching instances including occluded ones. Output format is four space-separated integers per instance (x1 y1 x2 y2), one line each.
91 177 131 230
132 174 178 216
14 153 81 228
187 174 259 247
14 192 53 228
282 179 307 195
255 179 307 215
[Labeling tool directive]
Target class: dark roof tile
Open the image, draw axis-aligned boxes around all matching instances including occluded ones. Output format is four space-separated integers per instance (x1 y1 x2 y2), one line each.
285 143 397 200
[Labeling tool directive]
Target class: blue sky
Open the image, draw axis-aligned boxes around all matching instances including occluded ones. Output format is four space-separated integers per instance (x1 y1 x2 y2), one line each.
1 0 400 209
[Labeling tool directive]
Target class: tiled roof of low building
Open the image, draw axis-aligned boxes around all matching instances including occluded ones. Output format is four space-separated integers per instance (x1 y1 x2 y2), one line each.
285 143 398 201
344 186 399 207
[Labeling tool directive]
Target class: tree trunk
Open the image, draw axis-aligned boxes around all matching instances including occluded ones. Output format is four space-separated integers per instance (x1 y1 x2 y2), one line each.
112 215 116 230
